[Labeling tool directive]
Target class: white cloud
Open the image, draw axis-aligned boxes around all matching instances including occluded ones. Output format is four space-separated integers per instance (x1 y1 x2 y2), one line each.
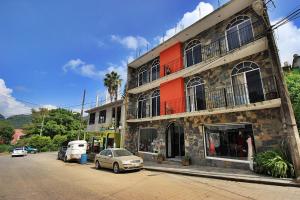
0 79 32 118
272 20 300 65
157 2 214 43
40 104 57 110
63 59 103 80
111 35 149 50
63 56 134 84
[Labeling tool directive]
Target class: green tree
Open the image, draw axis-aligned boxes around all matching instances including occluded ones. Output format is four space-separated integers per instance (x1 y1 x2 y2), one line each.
0 121 14 144
25 108 82 140
28 135 52 152
285 69 300 129
52 135 68 149
104 71 122 102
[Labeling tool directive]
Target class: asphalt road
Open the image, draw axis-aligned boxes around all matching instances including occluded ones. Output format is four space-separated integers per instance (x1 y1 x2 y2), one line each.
0 152 300 200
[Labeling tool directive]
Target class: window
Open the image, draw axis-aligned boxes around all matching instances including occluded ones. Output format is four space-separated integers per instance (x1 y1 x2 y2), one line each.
100 150 107 156
226 16 254 51
138 66 148 86
106 150 113 157
113 149 132 157
89 113 96 125
231 61 264 105
139 128 158 153
185 39 202 68
186 77 206 112
151 59 160 81
137 94 147 119
98 110 106 124
116 106 121 127
205 124 255 161
151 90 160 117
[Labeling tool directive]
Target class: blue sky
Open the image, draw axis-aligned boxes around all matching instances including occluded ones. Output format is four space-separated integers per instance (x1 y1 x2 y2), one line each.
0 0 299 117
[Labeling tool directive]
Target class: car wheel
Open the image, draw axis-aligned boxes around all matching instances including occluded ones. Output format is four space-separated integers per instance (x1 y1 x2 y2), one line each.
95 161 101 169
113 163 120 174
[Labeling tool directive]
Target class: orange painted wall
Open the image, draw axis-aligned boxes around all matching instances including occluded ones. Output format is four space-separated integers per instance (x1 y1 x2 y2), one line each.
159 42 185 115
160 78 185 115
159 42 183 77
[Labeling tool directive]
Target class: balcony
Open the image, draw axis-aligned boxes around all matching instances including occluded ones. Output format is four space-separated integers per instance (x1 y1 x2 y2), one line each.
128 20 266 94
127 76 279 121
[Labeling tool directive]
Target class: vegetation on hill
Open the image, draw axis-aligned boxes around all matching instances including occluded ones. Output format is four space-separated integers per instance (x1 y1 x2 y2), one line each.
6 114 32 129
0 121 14 144
16 108 85 151
284 68 300 129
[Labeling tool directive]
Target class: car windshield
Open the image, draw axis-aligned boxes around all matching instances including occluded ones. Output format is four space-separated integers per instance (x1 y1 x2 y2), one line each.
14 148 23 150
113 149 132 157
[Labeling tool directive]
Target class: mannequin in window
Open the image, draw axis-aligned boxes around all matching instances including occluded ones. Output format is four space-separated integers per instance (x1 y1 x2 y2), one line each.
236 130 246 157
246 134 254 170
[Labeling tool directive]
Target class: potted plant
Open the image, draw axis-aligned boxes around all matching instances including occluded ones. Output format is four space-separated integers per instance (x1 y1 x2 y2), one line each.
182 154 191 166
157 153 165 164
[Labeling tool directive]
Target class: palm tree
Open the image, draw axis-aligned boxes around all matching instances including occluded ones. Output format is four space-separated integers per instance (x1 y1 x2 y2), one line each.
104 71 122 102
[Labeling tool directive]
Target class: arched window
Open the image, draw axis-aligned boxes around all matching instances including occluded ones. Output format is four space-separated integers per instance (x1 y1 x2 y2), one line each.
138 66 148 86
185 39 202 68
186 77 206 112
151 59 160 81
137 94 147 118
231 61 264 105
226 16 254 51
151 90 160 117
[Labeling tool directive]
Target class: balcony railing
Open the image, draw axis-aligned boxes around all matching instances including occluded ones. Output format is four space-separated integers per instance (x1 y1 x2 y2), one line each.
130 20 265 89
127 76 278 120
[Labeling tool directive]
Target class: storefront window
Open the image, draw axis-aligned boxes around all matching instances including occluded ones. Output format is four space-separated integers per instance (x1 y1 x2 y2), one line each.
205 124 255 161
139 128 158 153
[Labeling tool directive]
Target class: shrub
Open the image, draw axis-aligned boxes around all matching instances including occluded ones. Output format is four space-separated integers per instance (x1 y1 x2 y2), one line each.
28 135 52 151
254 150 295 178
52 135 68 149
0 144 13 153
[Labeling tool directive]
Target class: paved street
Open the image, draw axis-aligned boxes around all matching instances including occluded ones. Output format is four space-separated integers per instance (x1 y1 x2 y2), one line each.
0 153 300 200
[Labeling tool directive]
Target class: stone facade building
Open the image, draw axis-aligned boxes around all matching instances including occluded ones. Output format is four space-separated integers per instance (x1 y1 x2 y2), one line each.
124 0 300 176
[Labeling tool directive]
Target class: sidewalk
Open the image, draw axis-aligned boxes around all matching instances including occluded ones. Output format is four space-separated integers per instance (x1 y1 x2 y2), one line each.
143 161 300 188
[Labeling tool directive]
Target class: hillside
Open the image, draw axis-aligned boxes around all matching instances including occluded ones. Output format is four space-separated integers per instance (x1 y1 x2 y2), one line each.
6 114 32 129
0 114 5 120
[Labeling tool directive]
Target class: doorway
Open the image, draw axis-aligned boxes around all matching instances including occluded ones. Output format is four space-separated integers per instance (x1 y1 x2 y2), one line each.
166 122 185 158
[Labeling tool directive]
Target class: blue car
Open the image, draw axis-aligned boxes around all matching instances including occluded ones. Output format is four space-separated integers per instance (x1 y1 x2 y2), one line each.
24 146 38 154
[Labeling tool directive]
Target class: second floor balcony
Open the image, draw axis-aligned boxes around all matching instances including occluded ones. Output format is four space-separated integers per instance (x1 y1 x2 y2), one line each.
127 76 279 121
128 18 266 92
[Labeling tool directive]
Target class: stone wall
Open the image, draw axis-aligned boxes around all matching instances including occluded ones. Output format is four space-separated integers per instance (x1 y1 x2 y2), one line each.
125 107 284 169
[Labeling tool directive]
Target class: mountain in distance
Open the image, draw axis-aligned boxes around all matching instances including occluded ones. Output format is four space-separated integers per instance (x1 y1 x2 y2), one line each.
6 114 32 129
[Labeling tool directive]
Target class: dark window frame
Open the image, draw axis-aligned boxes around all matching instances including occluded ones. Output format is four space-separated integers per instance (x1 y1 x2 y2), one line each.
99 110 106 124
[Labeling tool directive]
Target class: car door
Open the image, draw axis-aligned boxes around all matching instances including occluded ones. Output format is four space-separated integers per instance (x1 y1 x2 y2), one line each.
98 150 108 168
105 150 114 169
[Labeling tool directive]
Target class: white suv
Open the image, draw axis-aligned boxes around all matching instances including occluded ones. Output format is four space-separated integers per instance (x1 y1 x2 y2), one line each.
11 147 27 157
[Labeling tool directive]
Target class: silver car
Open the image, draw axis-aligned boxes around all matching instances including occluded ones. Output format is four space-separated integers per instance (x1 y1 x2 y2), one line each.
11 147 27 157
95 148 143 173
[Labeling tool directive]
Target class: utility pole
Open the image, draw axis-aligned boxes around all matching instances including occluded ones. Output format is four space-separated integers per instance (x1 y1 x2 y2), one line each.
78 89 86 140
39 113 45 136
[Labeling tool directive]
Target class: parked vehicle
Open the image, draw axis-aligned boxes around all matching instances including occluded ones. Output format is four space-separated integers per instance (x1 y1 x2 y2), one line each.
94 148 143 173
64 140 87 162
25 146 38 154
57 146 67 160
11 147 27 157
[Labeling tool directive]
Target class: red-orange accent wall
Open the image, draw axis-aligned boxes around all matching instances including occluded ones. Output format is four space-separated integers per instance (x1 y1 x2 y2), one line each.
159 42 185 115
159 42 183 77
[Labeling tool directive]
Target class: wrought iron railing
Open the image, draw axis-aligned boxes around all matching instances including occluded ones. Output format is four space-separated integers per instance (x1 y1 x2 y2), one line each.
130 20 266 89
127 76 278 120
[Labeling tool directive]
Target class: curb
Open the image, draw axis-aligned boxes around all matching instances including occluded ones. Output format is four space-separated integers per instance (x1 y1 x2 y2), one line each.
143 166 300 188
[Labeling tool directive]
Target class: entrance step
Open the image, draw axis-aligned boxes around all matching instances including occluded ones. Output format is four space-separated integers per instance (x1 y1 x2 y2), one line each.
166 158 182 165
